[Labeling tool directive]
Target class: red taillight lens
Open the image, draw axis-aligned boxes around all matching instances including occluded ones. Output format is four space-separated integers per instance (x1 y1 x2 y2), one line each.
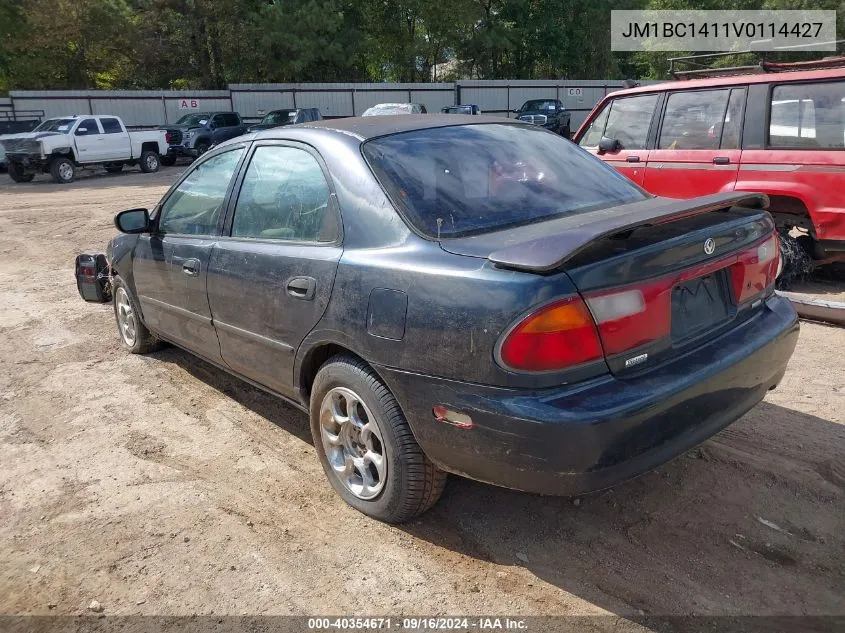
730 234 779 304
498 297 603 371
165 131 173 144
585 280 673 356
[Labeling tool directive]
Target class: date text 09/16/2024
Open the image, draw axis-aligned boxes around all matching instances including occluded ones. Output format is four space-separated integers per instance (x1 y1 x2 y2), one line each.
307 618 528 630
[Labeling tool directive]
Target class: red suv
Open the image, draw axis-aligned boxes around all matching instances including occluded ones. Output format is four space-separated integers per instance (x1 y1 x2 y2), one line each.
574 63 845 285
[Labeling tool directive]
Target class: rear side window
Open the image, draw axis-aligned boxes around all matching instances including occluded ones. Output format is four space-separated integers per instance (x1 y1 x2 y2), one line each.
231 146 336 242
769 81 845 149
100 118 123 134
364 123 647 239
579 94 658 150
659 89 731 150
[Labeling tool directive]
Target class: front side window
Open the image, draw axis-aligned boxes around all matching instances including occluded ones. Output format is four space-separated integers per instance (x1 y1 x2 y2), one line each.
659 89 731 150
579 101 611 147
158 148 245 235
211 114 226 127
579 94 657 150
222 113 240 127
75 118 100 136
231 146 336 242
769 81 845 149
100 118 123 134
364 123 647 239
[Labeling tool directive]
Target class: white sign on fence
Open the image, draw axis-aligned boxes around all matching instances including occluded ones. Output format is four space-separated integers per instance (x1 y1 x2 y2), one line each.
178 99 200 110
567 88 583 97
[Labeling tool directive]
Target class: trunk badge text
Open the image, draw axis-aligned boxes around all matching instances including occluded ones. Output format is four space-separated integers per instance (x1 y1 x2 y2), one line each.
704 238 716 255
625 353 649 368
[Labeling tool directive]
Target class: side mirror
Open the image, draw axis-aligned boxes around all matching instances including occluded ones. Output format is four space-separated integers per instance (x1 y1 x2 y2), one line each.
597 136 622 154
114 208 150 234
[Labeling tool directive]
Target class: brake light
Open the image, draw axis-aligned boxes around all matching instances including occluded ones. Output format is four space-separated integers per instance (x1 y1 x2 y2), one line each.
498 297 603 371
730 234 779 304
165 131 173 144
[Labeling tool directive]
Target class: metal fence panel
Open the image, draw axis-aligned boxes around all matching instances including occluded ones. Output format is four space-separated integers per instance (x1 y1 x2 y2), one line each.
90 98 164 128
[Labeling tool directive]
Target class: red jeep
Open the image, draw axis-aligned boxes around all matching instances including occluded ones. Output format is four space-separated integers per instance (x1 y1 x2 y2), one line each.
574 60 845 285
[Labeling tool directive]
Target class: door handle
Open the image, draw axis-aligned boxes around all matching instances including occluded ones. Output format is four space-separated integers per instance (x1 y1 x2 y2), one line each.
287 276 316 300
626 155 641 163
182 258 200 277
713 156 730 165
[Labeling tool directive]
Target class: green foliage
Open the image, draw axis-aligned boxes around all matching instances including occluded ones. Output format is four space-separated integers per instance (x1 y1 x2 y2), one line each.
0 0 841 90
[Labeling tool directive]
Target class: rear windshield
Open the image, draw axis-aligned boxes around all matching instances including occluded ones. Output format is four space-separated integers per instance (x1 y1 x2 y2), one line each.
363 123 647 238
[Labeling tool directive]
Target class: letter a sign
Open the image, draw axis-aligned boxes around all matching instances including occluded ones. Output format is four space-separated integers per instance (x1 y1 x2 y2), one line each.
178 99 200 110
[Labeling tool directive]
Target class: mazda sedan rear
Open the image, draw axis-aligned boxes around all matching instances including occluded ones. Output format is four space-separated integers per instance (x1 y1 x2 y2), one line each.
85 115 799 523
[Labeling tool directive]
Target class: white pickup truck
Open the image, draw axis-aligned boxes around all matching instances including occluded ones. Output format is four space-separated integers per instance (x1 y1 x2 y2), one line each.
1 115 168 184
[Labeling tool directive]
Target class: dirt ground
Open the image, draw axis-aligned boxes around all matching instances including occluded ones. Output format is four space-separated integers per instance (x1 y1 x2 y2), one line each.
0 167 843 620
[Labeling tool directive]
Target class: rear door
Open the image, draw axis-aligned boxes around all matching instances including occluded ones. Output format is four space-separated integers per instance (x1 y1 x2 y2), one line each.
738 79 845 244
98 117 131 161
643 87 746 198
132 146 247 362
578 93 660 185
73 118 107 163
207 141 342 398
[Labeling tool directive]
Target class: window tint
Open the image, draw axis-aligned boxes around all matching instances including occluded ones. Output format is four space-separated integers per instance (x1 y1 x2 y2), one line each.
76 118 100 136
100 118 123 134
770 81 845 149
659 90 730 150
211 114 226 127
579 101 611 147
158 149 244 235
222 113 240 127
231 146 336 242
364 123 647 239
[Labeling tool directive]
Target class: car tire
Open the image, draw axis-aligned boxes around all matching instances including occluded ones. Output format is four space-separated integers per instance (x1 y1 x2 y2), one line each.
561 123 571 138
104 164 124 174
160 154 177 167
310 354 447 523
112 276 163 354
139 151 160 173
8 160 34 183
776 232 813 290
50 156 75 184
194 142 209 156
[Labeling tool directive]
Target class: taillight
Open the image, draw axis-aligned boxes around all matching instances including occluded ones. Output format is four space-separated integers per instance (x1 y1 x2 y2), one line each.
585 281 672 356
730 234 779 304
165 131 173 144
498 296 603 372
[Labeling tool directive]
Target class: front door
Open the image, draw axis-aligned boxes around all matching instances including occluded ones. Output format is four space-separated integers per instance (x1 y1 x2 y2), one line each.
132 146 247 362
207 142 343 398
643 88 746 198
578 93 659 186
73 118 108 163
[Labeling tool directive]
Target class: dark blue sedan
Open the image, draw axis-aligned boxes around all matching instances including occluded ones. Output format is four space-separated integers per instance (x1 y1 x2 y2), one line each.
79 115 799 523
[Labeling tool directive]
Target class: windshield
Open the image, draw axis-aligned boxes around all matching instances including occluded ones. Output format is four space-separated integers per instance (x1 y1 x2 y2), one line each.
363 123 647 239
32 118 76 133
520 100 559 112
174 114 210 126
262 110 297 125
362 104 414 116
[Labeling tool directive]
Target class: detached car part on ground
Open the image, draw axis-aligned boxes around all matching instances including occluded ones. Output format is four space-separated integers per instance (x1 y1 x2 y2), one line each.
1 116 166 184
160 112 247 165
515 99 572 137
76 115 798 523
574 65 845 288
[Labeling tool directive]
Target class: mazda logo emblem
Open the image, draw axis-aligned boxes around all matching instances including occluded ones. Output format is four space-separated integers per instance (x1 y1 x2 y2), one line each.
704 238 716 255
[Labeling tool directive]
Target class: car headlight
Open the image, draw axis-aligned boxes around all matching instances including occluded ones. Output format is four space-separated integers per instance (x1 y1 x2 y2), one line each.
184 130 194 139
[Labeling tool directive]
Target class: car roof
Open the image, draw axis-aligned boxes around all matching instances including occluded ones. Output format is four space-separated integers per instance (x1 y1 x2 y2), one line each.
604 66 845 100
291 114 516 140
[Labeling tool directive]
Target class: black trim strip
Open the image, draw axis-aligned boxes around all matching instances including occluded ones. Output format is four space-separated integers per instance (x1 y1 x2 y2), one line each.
138 296 212 325
214 319 294 353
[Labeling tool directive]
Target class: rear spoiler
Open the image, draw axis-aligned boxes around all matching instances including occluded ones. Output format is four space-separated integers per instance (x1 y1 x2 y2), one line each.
488 192 769 273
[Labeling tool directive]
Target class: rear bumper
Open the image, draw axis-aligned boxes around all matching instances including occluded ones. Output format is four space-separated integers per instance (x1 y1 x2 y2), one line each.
377 295 799 496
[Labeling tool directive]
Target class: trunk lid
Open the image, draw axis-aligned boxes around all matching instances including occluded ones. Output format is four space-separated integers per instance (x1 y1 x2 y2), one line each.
441 192 778 376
